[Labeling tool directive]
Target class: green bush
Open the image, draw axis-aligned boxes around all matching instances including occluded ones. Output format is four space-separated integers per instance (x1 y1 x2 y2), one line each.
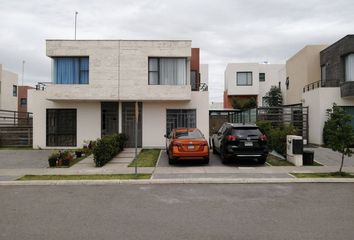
92 133 127 167
256 120 297 156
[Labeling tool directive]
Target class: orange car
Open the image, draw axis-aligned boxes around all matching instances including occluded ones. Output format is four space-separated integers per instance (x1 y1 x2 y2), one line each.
164 128 209 164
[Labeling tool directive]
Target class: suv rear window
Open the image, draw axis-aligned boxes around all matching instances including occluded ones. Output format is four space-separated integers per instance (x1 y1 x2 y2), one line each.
176 129 203 139
231 128 262 138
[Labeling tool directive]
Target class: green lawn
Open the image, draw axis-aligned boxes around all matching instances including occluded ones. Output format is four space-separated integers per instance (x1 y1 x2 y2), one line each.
266 155 294 166
17 174 152 181
129 149 161 167
0 147 33 150
291 172 354 178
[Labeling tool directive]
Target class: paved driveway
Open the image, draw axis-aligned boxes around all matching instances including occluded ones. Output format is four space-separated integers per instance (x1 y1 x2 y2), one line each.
0 150 51 169
307 147 354 167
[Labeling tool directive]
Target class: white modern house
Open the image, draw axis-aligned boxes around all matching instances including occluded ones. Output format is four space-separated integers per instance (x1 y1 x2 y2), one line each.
0 64 18 111
28 40 209 149
223 63 285 108
285 35 354 145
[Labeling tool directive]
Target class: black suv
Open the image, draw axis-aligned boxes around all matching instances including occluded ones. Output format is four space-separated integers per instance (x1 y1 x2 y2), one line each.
211 123 268 164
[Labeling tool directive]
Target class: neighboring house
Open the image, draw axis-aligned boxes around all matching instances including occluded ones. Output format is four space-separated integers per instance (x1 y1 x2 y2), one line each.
285 35 354 145
0 64 18 111
200 64 209 86
18 86 34 112
224 63 285 108
28 40 209 149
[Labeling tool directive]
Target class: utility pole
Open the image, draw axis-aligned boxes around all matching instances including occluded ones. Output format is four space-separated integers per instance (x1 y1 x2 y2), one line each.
135 101 139 175
74 11 78 40
22 60 25 86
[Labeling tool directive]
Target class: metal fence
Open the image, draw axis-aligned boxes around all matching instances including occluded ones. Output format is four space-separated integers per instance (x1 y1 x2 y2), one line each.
209 106 309 142
0 110 33 147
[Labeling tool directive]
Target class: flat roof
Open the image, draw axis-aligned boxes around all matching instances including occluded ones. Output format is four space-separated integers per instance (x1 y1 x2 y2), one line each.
46 39 192 42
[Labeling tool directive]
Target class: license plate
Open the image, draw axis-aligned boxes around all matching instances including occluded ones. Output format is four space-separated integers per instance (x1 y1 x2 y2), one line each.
188 145 194 149
244 142 253 147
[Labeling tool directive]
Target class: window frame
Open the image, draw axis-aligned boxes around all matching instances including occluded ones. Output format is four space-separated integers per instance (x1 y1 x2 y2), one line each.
13 85 17 97
53 57 89 84
236 72 253 86
166 109 197 135
148 57 187 86
20 98 27 106
46 108 77 147
259 73 265 82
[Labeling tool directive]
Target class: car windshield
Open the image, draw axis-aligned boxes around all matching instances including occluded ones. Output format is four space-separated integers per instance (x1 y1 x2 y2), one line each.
232 128 262 138
175 129 203 139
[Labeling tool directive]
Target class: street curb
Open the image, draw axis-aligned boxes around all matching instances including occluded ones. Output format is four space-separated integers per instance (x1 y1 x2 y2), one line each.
1 178 354 186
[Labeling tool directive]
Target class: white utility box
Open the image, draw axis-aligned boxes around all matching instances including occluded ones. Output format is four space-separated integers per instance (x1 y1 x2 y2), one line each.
286 135 303 166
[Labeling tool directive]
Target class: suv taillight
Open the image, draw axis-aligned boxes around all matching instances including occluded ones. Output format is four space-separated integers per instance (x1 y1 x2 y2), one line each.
172 141 182 147
226 135 238 141
259 134 267 141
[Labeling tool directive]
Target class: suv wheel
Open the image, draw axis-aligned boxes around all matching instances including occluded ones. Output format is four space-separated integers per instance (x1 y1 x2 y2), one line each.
258 157 266 165
212 141 217 155
220 148 228 164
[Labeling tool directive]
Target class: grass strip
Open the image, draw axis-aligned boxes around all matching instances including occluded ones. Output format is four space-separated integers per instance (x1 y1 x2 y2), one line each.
17 174 152 181
266 155 294 166
0 147 33 150
129 149 160 167
291 172 354 178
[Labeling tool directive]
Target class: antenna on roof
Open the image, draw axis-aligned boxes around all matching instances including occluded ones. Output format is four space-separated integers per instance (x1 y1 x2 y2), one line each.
74 11 78 40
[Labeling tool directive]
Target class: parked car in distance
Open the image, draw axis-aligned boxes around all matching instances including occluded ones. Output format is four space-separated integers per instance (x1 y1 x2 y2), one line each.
211 123 268 164
164 128 209 165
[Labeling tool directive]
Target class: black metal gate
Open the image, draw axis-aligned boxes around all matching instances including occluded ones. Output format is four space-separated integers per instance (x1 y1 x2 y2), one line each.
122 102 142 148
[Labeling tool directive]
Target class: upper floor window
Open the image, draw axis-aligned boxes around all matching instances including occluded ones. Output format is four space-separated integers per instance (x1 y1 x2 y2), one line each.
148 58 187 85
20 98 27 106
236 72 252 86
13 85 17 96
53 57 89 84
345 54 354 82
259 73 265 82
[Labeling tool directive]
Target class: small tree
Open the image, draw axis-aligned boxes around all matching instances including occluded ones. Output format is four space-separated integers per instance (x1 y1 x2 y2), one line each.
264 86 283 107
324 103 354 174
231 97 257 110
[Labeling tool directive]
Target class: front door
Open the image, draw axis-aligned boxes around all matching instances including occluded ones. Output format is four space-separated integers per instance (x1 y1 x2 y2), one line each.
122 102 142 147
101 102 118 137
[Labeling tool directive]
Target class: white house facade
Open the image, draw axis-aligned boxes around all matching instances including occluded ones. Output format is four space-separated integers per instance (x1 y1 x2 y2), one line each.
28 40 209 149
223 63 285 108
0 64 18 111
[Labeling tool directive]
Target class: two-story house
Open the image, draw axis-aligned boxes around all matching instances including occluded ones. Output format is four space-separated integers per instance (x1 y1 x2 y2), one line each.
0 64 18 111
285 35 354 145
28 40 209 149
224 63 285 108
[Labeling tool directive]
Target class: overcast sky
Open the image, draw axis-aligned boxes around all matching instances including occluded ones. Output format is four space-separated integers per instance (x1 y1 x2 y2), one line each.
0 0 353 102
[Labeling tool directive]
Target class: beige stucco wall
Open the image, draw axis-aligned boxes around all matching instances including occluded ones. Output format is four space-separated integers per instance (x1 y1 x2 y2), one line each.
303 88 354 145
46 40 192 101
28 90 101 149
0 64 18 111
143 92 209 148
200 64 209 85
285 45 328 105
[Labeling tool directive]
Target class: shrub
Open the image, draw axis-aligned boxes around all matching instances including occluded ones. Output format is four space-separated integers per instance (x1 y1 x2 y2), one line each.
48 151 60 167
92 133 127 167
256 120 297 156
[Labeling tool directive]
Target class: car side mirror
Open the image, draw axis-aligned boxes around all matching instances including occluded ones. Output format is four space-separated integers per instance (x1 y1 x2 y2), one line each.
164 134 167 138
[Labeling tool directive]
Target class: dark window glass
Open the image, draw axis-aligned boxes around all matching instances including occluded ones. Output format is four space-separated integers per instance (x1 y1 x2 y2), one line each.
13 85 17 96
232 128 262 138
259 73 265 82
46 109 77 146
175 129 203 139
20 98 27 106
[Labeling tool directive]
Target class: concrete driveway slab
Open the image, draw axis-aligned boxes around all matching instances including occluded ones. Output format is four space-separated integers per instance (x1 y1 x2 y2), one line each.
0 150 51 169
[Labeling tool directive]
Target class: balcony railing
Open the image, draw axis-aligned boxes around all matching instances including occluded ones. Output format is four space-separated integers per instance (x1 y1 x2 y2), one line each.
303 80 340 93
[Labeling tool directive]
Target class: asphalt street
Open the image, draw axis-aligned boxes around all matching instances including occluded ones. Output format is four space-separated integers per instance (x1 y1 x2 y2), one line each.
1 183 354 240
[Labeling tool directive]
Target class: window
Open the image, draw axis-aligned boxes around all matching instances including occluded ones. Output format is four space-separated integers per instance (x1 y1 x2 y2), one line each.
53 57 89 84
13 85 17 96
166 109 196 135
20 98 27 106
345 54 354 82
148 58 187 85
279 81 281 90
259 73 265 82
236 72 252 86
321 65 326 82
46 109 77 146
286 77 289 90
191 70 198 90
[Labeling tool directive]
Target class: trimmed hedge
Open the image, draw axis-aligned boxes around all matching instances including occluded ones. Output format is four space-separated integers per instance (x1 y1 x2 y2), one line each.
92 133 127 167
